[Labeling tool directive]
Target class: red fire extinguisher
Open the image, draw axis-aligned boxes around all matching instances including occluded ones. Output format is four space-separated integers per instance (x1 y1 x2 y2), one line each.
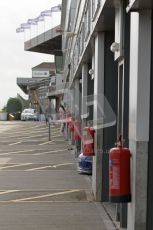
68 117 74 132
83 127 95 156
74 119 81 141
109 135 131 203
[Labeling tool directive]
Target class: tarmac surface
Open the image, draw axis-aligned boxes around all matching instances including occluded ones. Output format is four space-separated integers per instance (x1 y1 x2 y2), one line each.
0 121 117 230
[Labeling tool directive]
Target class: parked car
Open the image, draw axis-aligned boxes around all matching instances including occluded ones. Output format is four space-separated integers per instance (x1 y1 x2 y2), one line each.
77 153 92 175
21 108 39 121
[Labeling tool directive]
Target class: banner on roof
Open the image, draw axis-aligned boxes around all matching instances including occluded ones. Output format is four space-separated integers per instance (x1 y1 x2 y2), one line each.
35 16 44 22
16 27 24 33
41 10 52 17
21 23 31 29
51 4 61 12
32 71 50 78
28 19 38 25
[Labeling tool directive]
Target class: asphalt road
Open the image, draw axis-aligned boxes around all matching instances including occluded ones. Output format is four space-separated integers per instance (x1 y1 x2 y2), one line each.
0 121 114 230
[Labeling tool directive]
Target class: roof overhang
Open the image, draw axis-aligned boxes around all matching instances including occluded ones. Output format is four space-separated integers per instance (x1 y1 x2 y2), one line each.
17 78 33 94
47 89 64 98
126 0 153 12
17 77 51 94
24 25 62 55
95 7 115 32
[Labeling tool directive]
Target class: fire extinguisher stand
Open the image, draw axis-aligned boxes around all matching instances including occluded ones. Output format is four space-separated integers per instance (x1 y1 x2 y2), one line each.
109 135 131 225
109 135 131 202
82 126 95 157
74 118 81 157
109 135 131 227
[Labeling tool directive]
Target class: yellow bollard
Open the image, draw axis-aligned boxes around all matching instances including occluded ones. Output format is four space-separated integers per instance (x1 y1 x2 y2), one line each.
9 113 15 121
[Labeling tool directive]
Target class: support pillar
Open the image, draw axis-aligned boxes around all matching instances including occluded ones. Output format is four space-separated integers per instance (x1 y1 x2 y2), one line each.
74 78 81 156
70 88 75 116
56 97 60 114
81 63 88 126
128 11 151 230
67 88 75 145
69 88 75 145
74 79 80 117
92 32 104 201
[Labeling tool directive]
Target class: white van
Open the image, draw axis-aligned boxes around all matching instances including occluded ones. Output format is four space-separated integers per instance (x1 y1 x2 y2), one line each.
21 108 39 121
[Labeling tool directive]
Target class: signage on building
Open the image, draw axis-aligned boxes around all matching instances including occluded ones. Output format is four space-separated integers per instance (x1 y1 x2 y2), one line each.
32 71 49 78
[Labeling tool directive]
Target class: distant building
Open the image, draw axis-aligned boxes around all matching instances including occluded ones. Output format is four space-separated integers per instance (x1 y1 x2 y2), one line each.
17 62 56 114
32 62 55 78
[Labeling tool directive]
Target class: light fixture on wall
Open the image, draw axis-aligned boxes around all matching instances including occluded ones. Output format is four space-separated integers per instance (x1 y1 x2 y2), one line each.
62 49 67 53
110 42 120 53
56 28 77 38
89 69 94 80
79 78 82 84
66 32 77 38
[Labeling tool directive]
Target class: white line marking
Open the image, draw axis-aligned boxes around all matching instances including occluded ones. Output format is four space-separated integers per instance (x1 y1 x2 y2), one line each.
41 131 60 140
51 134 63 138
49 131 60 134
52 163 75 168
0 153 14 156
54 140 66 142
38 141 53 146
41 137 48 140
9 141 22 146
0 190 19 195
0 150 34 155
0 201 90 203
0 163 33 170
25 163 75 171
0 128 61 138
6 125 46 134
26 165 53 171
18 133 46 140
34 148 68 155
11 189 81 202
0 130 47 139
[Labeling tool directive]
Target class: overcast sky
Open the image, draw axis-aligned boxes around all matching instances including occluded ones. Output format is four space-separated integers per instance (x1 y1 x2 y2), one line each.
0 0 61 109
